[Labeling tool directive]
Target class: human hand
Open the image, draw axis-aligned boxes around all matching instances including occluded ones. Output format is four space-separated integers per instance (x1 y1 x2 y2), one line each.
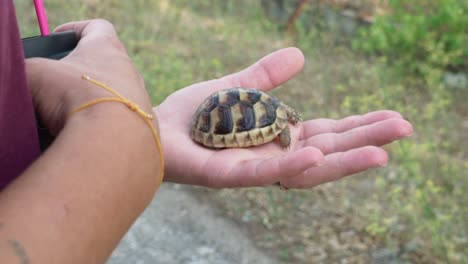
155 47 413 188
26 19 153 135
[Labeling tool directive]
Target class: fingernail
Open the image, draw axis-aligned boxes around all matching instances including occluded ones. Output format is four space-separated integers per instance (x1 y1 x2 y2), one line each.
401 123 414 136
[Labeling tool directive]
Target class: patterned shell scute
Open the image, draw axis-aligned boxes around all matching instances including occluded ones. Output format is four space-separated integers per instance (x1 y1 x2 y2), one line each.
191 88 289 148
214 105 232 134
236 102 255 132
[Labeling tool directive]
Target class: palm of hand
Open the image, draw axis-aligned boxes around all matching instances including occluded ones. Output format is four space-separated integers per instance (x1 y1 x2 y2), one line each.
154 48 413 189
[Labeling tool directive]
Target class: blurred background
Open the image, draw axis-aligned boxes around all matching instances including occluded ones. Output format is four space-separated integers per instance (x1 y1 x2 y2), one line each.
15 0 467 263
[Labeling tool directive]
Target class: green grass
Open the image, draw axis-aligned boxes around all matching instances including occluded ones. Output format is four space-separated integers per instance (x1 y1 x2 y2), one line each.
15 0 467 263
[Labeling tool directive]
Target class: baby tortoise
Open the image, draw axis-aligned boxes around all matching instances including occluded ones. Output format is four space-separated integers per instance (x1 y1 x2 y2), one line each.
190 88 301 149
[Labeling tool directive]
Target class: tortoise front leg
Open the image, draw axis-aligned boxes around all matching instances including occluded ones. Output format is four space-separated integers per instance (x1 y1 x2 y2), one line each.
279 126 291 148
282 103 302 124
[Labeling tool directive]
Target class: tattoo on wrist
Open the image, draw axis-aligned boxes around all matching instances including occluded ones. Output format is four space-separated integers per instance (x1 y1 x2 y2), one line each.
8 240 29 264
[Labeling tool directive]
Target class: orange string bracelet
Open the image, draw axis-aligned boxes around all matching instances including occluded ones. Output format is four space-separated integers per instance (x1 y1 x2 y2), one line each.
71 75 165 186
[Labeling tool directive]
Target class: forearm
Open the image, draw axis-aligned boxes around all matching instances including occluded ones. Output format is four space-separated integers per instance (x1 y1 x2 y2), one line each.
0 103 162 263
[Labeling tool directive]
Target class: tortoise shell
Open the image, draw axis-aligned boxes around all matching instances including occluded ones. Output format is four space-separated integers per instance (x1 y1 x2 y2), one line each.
190 88 300 148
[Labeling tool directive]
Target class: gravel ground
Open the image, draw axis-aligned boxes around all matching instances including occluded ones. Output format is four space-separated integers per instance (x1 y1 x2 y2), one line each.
107 183 278 264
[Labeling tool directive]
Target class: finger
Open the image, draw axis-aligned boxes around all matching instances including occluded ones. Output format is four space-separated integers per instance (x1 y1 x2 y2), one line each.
54 20 91 37
25 58 74 133
25 58 51 115
300 110 404 140
221 47 305 91
54 19 126 58
54 19 118 39
224 147 323 187
282 146 387 189
181 47 305 109
303 118 413 154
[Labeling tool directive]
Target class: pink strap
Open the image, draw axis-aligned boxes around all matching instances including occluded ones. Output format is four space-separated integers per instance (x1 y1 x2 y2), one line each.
33 0 50 36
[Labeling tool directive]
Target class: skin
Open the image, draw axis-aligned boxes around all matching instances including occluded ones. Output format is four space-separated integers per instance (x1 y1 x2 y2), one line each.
0 19 413 263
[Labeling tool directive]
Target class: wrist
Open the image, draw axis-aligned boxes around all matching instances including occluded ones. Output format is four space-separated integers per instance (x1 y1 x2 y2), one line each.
63 98 163 188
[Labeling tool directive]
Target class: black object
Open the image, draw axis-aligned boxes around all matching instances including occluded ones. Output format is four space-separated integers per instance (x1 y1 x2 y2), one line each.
22 30 78 151
22 30 77 59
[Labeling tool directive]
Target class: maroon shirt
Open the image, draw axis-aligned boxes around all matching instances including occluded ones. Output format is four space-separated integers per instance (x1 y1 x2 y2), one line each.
0 1 41 189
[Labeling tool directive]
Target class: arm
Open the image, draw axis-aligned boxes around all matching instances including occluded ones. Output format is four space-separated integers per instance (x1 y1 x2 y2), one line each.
0 20 162 263
0 103 161 263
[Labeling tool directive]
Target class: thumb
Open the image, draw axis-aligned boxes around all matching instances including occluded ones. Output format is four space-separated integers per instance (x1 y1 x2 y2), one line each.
54 19 118 40
54 19 127 57
25 57 54 101
25 58 68 134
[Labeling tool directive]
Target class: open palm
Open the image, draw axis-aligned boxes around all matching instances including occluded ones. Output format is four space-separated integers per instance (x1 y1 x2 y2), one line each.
154 48 413 188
